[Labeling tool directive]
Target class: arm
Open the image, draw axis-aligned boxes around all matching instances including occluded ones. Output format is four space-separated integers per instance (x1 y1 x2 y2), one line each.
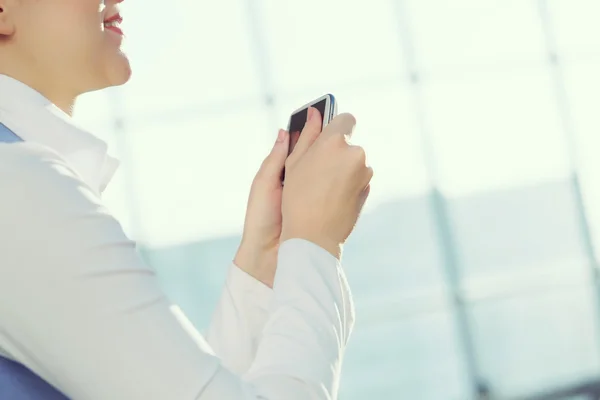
0 143 353 399
205 264 272 374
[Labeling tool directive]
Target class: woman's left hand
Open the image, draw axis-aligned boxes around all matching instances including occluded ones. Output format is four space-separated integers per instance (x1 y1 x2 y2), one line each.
233 129 290 288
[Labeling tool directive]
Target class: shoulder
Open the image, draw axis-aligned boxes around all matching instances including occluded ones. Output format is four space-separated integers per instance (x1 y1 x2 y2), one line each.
0 142 103 231
0 141 76 181
0 140 128 279
0 141 75 192
0 140 93 194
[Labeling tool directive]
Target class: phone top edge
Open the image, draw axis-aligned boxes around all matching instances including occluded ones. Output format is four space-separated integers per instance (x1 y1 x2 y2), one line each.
289 93 335 116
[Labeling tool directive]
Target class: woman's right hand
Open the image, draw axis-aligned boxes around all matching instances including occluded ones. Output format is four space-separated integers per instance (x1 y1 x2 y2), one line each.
281 111 373 259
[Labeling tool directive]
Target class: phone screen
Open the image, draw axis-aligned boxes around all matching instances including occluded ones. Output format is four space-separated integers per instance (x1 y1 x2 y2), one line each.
288 98 327 156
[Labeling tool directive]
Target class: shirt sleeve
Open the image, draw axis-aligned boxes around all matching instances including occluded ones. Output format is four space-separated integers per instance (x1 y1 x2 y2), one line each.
205 265 273 374
0 143 355 400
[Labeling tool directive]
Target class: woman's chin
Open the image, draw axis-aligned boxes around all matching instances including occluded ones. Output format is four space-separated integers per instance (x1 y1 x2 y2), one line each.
90 53 132 91
108 53 133 86
81 52 132 94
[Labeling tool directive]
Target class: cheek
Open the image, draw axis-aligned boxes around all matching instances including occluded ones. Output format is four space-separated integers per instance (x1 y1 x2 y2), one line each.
24 14 101 59
41 1 103 53
42 27 102 71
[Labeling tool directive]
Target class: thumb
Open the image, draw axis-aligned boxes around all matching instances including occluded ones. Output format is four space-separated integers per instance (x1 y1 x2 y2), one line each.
257 129 289 181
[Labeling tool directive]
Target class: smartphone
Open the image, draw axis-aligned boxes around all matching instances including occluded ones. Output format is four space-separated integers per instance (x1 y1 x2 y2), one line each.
287 93 338 157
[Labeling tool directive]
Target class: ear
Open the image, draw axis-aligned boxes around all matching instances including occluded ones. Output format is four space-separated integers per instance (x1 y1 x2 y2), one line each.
0 0 16 37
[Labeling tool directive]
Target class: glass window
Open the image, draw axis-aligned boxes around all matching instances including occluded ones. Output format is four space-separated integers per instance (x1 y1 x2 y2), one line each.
118 0 262 116
562 62 600 254
260 0 406 94
123 106 273 246
449 180 587 283
405 0 546 74
549 0 600 60
423 68 570 196
341 310 470 400
467 287 600 397
344 195 447 297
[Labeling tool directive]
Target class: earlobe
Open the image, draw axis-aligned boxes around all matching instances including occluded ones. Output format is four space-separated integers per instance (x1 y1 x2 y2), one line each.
0 3 15 37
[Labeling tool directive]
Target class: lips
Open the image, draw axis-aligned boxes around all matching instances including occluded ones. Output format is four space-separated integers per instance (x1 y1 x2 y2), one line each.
104 13 122 25
103 13 123 35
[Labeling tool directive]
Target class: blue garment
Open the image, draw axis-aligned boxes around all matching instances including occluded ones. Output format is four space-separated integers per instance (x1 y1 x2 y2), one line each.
0 123 21 143
0 122 69 399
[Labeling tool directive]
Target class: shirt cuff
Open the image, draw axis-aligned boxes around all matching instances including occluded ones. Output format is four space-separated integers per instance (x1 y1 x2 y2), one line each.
205 263 274 374
274 239 353 337
227 263 273 313
246 238 354 396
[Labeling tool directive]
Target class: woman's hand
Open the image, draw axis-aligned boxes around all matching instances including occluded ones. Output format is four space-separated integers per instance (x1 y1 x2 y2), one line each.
234 111 322 288
233 129 290 288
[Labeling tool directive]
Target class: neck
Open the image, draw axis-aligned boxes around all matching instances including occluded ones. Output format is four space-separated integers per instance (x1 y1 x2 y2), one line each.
0 60 78 116
17 75 77 116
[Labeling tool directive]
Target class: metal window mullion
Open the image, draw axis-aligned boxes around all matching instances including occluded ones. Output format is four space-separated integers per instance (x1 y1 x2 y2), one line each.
537 0 600 360
391 1 482 397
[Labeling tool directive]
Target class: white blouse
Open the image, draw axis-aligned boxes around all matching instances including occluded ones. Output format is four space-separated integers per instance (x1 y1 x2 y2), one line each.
0 75 354 399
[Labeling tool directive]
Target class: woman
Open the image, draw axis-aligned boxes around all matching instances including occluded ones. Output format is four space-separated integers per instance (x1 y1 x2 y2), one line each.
0 0 373 399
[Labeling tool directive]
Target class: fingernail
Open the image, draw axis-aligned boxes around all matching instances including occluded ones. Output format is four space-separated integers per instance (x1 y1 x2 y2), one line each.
310 107 319 122
306 107 314 122
276 129 286 143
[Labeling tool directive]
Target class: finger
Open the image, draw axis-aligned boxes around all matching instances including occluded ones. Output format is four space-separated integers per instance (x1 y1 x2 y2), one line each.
319 113 356 143
256 129 290 183
289 107 323 159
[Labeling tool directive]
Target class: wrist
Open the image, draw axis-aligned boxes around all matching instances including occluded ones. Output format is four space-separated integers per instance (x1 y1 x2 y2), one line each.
234 240 276 288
